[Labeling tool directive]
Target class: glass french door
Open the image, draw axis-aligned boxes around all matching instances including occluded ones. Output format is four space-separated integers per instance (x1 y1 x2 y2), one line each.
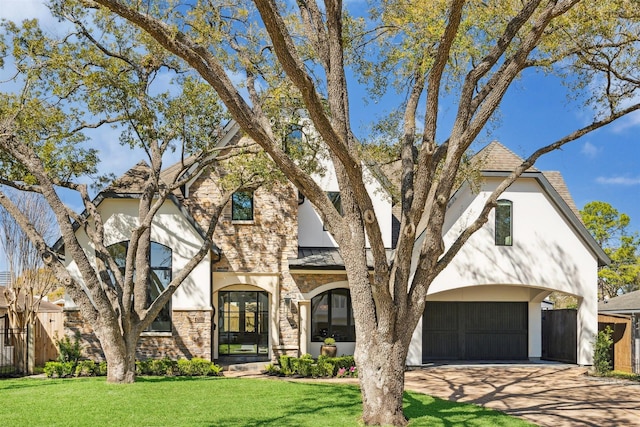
218 291 269 357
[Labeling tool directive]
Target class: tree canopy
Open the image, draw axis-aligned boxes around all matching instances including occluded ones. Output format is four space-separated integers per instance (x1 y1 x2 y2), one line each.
581 201 640 297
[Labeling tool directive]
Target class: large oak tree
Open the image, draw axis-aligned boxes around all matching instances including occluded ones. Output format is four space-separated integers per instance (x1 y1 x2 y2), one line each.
0 9 277 383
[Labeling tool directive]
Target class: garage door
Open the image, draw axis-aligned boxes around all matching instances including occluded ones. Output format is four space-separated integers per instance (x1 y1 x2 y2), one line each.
422 302 528 361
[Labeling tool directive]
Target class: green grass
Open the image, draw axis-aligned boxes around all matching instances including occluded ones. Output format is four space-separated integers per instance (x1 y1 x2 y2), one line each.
0 376 534 426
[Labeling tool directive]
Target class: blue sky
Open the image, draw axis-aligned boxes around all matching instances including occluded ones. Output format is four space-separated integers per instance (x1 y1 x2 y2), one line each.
1 0 639 239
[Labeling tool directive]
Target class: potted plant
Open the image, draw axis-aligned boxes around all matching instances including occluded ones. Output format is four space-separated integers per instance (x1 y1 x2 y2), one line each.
320 337 337 357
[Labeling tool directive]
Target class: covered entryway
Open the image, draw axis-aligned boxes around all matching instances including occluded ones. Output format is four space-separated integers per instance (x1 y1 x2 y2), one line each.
218 291 269 362
422 301 528 361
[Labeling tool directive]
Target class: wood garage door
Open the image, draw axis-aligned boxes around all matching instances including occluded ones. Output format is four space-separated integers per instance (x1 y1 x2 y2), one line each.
422 302 528 361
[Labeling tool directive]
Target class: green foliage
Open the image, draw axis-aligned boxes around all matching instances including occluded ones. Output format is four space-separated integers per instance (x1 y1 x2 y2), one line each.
75 360 97 377
278 355 292 372
43 361 77 378
56 333 82 363
323 337 336 346
593 326 614 375
581 201 640 297
276 354 356 378
45 357 222 378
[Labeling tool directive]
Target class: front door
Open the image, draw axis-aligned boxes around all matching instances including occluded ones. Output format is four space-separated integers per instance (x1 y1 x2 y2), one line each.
218 291 269 361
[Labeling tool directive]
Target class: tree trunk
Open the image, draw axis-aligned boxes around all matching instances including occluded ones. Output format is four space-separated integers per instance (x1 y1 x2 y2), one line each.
356 339 408 426
95 327 137 384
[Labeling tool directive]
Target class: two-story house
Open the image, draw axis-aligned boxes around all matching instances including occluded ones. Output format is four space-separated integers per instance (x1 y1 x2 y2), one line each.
60 124 607 366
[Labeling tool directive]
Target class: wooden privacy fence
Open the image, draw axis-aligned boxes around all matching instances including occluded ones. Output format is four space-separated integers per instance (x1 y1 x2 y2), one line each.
0 311 63 376
35 311 63 366
598 313 636 374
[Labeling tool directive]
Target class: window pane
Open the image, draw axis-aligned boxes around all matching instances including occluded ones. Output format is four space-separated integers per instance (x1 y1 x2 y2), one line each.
496 200 513 246
311 293 329 341
232 191 254 221
327 191 342 215
311 290 355 342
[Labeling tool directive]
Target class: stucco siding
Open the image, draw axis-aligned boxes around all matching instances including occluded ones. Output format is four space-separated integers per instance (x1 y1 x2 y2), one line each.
63 198 211 310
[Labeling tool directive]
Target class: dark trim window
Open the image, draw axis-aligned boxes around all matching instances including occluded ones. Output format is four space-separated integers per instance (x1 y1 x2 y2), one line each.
107 241 172 332
327 191 342 215
495 199 513 246
311 289 355 342
232 191 254 221
323 191 342 231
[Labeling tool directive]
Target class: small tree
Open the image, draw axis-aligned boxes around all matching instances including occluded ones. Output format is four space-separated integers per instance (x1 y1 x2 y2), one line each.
0 190 58 374
593 326 613 375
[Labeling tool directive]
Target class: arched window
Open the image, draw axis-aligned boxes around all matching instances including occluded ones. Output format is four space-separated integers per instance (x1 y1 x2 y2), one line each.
107 241 172 332
311 289 355 342
495 200 513 246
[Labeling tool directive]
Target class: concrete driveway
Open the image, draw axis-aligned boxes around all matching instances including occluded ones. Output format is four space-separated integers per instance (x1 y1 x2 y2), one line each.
404 364 640 426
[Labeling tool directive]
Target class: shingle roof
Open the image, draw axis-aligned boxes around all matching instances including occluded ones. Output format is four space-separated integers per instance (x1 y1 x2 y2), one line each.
472 140 539 172
104 161 151 194
598 289 640 313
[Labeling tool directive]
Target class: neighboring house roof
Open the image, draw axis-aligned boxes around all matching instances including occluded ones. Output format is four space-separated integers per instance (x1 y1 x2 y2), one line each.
289 247 395 270
0 289 63 313
598 289 640 315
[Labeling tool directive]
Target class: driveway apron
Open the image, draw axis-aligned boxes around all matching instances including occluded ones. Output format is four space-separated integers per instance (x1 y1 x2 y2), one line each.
404 365 640 427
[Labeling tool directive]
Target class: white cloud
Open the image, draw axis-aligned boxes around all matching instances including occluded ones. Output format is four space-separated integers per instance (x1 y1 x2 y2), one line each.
610 110 640 134
580 141 598 158
596 176 640 186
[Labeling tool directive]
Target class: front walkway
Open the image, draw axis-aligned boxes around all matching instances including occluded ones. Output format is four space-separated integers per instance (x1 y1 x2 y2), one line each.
403 364 640 427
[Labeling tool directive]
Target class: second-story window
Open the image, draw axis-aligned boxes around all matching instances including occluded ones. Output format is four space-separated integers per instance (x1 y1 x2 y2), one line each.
495 199 513 246
232 191 254 221
327 191 342 214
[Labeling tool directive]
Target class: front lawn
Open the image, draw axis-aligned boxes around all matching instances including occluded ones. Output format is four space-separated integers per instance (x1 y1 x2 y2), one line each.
0 376 534 426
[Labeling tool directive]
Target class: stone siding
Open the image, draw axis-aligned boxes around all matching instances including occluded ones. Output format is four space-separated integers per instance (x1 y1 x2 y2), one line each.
292 273 349 294
63 309 212 361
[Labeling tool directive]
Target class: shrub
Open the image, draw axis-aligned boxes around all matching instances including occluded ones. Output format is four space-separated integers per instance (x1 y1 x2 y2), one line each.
56 333 82 363
177 359 193 376
594 326 614 375
97 361 108 376
279 355 292 372
44 361 77 378
150 358 176 376
209 363 223 376
323 337 336 346
75 360 97 377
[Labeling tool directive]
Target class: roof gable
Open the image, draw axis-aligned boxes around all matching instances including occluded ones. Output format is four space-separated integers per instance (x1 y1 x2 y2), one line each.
472 140 539 172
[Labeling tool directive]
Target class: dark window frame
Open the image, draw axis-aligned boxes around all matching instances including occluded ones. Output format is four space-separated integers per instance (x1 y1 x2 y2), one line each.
311 288 355 342
495 199 513 246
107 241 172 332
232 191 254 221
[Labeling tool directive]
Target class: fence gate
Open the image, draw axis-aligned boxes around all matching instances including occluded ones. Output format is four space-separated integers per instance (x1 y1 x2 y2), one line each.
0 314 29 377
541 309 577 364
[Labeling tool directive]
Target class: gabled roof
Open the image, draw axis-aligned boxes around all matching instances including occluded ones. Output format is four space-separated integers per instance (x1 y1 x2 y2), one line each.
472 140 539 172
598 289 640 314
52 162 219 255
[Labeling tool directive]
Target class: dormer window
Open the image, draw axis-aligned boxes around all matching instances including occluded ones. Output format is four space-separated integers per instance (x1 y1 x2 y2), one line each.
495 199 513 246
232 191 254 221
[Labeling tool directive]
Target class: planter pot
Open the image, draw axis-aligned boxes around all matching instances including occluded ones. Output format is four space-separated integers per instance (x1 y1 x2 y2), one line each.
320 345 337 357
